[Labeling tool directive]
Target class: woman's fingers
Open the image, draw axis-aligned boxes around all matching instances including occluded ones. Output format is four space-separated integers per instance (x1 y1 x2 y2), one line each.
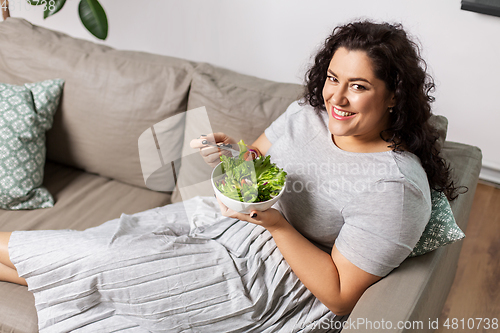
190 132 236 150
190 132 236 167
213 132 236 146
189 135 209 149
215 195 254 221
202 149 222 165
215 196 238 218
198 145 218 158
214 195 284 232
200 145 229 164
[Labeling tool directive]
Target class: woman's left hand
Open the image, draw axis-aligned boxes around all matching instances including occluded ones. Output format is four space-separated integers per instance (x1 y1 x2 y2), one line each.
215 196 286 231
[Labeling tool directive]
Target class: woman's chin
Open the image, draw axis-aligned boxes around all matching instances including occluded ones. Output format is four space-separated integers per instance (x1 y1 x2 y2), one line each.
328 123 352 138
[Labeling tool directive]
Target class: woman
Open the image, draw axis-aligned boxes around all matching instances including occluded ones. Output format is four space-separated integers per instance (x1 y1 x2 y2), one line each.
0 21 458 332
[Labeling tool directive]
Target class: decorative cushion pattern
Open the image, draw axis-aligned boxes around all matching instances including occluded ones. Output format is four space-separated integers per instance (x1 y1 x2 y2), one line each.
0 79 64 209
409 190 465 257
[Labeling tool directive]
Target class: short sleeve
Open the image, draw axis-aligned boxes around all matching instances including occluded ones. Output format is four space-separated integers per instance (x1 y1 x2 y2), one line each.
335 179 431 277
264 100 301 144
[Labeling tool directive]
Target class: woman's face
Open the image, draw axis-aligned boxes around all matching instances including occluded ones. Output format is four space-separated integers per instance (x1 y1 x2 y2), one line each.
322 47 395 149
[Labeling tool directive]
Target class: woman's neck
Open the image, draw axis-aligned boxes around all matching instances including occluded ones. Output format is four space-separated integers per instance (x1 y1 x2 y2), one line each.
331 134 392 153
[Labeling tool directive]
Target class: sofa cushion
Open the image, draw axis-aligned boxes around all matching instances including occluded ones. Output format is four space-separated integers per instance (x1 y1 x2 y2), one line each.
408 190 465 257
0 79 64 210
0 160 172 332
0 162 172 231
0 18 194 189
0 283 37 333
428 113 448 151
171 63 303 202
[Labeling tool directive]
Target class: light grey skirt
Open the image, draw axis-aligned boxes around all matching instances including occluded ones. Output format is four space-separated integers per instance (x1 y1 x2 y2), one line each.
9 196 346 332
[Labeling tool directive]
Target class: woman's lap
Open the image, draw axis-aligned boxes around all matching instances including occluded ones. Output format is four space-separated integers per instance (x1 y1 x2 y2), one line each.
7 197 344 332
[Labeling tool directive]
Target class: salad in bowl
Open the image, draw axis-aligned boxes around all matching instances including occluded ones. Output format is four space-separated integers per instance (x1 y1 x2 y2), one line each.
211 140 287 214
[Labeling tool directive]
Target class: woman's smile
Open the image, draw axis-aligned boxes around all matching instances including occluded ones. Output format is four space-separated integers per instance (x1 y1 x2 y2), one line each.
331 106 356 119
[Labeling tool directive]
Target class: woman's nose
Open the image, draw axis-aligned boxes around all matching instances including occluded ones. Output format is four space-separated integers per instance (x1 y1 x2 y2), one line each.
330 86 348 106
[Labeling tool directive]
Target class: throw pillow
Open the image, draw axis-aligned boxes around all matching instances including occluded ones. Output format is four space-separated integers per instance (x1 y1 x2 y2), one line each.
0 79 64 210
408 190 465 257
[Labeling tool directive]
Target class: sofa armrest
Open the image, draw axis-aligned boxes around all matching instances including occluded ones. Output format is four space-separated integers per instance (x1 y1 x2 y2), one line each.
342 142 482 333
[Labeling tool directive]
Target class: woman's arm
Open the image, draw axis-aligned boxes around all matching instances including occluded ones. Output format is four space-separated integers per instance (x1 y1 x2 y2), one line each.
202 130 379 313
215 205 381 316
267 216 382 315
249 132 272 157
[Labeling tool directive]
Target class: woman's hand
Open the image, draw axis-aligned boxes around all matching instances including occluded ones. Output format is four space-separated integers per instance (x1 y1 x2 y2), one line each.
190 133 236 168
214 195 286 232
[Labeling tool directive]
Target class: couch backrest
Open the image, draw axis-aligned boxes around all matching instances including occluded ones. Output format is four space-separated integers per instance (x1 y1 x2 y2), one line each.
0 18 193 189
0 18 453 194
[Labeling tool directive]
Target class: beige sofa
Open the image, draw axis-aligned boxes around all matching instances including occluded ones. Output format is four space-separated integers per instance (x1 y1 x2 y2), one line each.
0 18 482 333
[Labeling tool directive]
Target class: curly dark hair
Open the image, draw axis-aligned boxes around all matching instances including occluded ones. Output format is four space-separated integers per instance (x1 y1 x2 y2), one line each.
304 20 462 200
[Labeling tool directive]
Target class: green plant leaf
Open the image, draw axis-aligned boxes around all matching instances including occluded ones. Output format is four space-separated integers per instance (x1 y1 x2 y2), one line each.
44 0 66 19
78 0 108 40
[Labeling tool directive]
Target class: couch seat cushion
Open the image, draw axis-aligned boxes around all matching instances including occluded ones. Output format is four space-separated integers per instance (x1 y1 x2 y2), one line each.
0 161 171 333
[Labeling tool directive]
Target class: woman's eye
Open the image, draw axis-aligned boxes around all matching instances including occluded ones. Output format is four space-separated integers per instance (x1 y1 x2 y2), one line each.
352 84 366 90
327 75 338 83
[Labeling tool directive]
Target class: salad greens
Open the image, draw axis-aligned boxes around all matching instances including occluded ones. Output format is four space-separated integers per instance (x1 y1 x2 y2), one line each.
215 140 286 203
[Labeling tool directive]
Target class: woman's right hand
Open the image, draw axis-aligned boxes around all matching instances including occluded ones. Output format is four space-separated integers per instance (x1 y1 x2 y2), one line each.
190 132 237 168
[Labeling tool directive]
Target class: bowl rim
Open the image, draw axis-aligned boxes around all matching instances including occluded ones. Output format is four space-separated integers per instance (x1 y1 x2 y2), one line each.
211 162 286 205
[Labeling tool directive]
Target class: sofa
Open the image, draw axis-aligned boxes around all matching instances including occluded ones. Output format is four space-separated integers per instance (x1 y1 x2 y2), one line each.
0 18 482 333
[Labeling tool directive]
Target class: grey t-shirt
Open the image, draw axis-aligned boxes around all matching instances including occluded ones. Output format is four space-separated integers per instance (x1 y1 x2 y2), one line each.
265 100 431 277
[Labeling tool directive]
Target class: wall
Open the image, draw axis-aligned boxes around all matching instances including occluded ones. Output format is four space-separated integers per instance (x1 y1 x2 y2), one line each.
7 0 500 183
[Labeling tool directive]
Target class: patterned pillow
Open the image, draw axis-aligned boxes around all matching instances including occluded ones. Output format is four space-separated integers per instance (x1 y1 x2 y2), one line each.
408 190 465 257
0 79 64 210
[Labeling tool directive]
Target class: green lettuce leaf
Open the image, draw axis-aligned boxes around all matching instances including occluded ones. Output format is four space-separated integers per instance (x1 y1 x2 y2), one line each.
216 140 286 203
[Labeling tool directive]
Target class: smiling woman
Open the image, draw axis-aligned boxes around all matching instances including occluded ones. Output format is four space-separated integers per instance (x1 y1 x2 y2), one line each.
191 20 456 320
0 20 466 332
304 21 461 201
323 47 396 152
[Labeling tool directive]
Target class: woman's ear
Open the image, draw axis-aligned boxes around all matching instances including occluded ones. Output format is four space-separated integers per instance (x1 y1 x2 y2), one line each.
388 93 396 108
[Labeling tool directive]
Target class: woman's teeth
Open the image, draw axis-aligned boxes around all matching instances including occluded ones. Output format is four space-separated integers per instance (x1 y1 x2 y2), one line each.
334 108 355 117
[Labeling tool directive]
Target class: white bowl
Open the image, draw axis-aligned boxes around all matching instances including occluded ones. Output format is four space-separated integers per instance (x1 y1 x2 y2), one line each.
211 162 286 214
